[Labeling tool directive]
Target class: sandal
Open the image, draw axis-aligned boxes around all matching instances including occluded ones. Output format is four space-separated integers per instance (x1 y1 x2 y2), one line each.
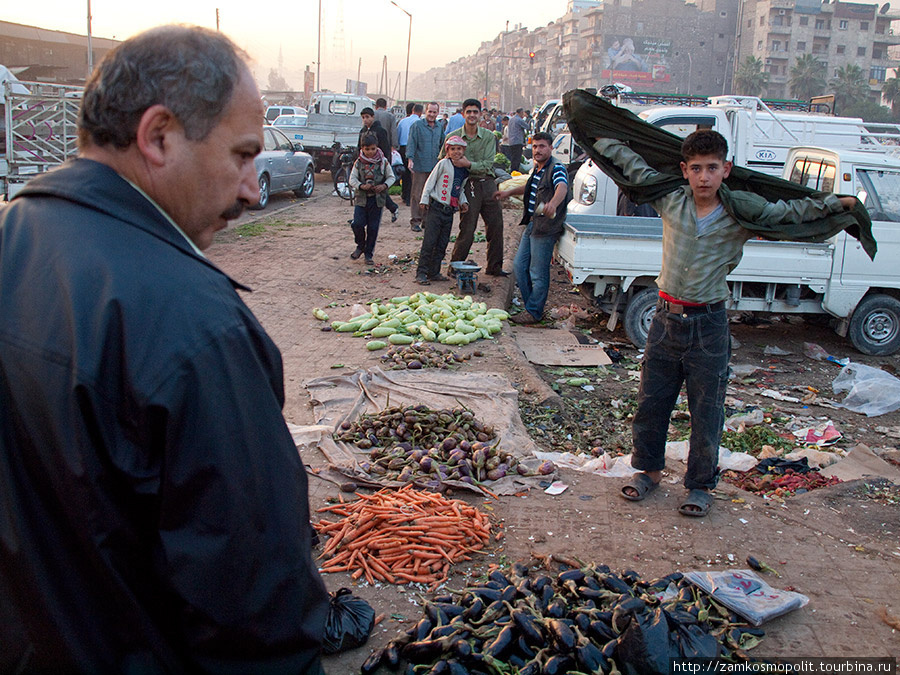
679 489 713 517
620 472 660 501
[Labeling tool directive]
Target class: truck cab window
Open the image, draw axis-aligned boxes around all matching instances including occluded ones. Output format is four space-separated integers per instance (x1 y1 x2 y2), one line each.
856 168 900 222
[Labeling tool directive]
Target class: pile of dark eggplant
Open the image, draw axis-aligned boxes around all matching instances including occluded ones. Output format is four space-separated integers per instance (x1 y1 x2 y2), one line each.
335 405 556 486
360 562 765 675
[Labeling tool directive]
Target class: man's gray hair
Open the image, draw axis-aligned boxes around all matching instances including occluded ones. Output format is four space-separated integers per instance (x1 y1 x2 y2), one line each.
78 25 249 149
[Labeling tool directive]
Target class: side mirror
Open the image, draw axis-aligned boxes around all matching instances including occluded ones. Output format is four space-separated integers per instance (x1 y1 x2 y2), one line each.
293 142 304 153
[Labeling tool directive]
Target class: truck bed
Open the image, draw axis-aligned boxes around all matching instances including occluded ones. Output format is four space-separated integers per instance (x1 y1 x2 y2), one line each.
558 213 836 287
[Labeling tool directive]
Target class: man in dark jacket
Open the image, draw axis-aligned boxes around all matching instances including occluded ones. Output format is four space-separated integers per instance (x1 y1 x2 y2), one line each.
359 107 398 220
0 25 329 674
494 132 570 323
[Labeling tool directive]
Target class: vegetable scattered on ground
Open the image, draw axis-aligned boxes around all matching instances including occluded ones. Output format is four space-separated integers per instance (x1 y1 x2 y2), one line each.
380 343 478 370
330 292 507 347
359 560 766 674
722 468 842 498
314 485 492 589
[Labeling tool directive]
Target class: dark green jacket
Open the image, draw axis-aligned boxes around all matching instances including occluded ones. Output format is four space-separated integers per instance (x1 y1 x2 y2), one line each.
562 89 876 260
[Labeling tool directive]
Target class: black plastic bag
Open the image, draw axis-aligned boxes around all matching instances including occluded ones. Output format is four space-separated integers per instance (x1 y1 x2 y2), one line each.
755 457 811 474
615 605 672 675
322 588 376 655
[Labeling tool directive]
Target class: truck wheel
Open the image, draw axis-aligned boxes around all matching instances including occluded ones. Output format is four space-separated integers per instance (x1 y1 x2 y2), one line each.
624 287 658 349
848 293 900 355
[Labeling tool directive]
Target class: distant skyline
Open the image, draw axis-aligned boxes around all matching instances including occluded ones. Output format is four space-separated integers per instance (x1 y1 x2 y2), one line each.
4 1 570 94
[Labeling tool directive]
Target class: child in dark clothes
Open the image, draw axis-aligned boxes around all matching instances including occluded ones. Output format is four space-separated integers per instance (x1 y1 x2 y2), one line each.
348 134 396 265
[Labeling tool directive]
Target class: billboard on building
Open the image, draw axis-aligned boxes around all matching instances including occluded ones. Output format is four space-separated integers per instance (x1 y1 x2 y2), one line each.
601 36 671 84
346 79 368 96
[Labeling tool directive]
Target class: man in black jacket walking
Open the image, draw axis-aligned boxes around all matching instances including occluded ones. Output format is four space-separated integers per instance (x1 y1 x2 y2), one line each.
0 25 329 674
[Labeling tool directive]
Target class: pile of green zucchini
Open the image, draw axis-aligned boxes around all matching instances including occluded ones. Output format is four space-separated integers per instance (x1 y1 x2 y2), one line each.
360 562 765 674
329 293 508 349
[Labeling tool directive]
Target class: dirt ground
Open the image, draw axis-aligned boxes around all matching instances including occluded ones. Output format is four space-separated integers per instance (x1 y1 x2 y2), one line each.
210 177 900 673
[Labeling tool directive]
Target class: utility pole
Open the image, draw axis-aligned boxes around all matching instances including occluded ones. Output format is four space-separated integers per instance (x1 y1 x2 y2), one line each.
86 0 93 78
216 8 220 31
317 0 322 91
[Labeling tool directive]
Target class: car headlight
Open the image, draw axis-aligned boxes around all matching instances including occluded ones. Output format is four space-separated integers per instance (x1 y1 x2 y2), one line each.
578 175 597 205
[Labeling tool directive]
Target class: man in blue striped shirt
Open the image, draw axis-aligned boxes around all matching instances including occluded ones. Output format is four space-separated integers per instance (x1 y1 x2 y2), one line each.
494 131 569 323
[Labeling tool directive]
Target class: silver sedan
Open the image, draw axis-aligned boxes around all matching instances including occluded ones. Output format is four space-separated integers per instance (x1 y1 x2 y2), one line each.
251 126 315 210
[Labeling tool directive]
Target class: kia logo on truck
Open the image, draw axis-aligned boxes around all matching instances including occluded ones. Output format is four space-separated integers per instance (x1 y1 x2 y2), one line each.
755 149 777 161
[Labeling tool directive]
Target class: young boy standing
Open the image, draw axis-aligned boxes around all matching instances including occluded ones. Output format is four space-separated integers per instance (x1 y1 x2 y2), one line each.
415 136 469 284
348 134 395 265
601 130 855 517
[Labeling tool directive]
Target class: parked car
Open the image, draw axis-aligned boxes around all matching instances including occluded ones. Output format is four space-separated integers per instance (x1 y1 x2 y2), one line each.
251 126 315 210
265 105 307 125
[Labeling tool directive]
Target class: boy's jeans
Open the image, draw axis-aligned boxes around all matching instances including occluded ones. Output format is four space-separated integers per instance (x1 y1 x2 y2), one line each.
416 200 454 279
512 221 558 319
351 196 382 257
631 299 731 490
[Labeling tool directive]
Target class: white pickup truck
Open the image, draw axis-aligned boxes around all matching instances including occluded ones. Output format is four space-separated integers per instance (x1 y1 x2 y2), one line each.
274 92 373 172
556 145 900 355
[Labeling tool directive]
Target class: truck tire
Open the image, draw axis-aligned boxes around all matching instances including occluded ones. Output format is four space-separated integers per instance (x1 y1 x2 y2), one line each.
624 287 659 349
848 293 900 355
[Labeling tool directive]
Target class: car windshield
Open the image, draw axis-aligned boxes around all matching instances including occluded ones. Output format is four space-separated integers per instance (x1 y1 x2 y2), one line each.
856 167 900 222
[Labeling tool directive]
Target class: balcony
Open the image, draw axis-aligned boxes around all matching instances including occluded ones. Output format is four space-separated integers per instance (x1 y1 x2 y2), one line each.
873 32 900 45
767 24 792 34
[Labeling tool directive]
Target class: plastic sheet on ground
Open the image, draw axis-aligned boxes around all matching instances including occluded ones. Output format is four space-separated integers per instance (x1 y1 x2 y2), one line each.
832 362 900 417
533 441 757 478
685 569 809 626
304 368 549 495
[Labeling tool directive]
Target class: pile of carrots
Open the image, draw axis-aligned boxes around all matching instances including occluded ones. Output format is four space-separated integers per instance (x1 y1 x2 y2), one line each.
314 485 492 588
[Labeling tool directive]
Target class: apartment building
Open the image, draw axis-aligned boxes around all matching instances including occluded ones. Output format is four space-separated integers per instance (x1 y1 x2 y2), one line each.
736 0 900 99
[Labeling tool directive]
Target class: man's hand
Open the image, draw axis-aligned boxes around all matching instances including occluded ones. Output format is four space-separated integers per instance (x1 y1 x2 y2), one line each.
838 196 856 210
374 184 386 194
408 159 414 171
541 203 556 219
360 183 372 192
452 156 471 169
493 190 507 201
421 202 429 212
460 203 469 214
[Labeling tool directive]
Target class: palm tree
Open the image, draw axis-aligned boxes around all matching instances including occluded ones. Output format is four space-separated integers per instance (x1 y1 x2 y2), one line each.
831 64 870 114
882 68 900 119
789 54 827 102
733 56 769 97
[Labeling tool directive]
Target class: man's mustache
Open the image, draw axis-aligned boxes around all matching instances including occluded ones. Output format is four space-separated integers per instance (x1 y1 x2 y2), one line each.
221 200 247 220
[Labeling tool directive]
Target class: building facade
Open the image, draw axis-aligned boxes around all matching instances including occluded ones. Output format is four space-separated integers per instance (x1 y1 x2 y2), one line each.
735 0 900 99
1 21 119 84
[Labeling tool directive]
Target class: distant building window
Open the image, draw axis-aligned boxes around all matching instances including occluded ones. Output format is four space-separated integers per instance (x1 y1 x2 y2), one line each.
837 44 846 54
800 16 808 25
858 46 867 56
636 22 643 31
874 48 883 58
700 41 705 46
871 66 887 81
747 19 752 27
815 19 825 29
719 33 725 38
720 11 727 17
861 21 869 30
772 40 781 51
760 16 765 26
797 41 806 51
758 40 764 50
839 19 848 29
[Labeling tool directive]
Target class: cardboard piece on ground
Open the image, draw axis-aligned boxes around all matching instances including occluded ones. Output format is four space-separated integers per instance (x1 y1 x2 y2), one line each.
515 329 612 367
819 444 900 482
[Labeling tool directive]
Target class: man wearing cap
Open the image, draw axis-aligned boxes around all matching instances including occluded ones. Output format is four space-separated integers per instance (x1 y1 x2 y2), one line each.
415 135 470 284
442 98 508 277
406 101 445 232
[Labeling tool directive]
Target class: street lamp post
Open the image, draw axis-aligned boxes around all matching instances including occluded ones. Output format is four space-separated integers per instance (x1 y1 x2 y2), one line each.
390 1 412 104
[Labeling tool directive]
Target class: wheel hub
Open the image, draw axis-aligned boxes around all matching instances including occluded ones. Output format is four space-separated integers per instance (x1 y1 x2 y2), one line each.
864 310 898 344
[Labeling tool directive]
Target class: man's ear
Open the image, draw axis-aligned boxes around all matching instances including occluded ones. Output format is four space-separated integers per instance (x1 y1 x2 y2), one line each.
134 104 180 167
723 160 733 178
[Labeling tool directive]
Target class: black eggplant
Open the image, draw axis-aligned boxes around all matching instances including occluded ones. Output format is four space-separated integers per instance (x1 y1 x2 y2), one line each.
401 638 448 664
542 654 575 675
588 619 617 643
446 660 469 675
574 612 591 632
452 639 472 659
557 568 585 584
383 640 402 669
488 570 513 586
576 640 609 674
515 635 537 659
467 587 502 603
517 660 541 675
510 562 530 578
500 584 517 603
360 648 383 675
512 609 543 644
544 618 576 651
482 624 516 659
531 574 552 593
434 594 454 604
545 597 567 619
460 597 483 622
425 661 449 675
600 574 632 595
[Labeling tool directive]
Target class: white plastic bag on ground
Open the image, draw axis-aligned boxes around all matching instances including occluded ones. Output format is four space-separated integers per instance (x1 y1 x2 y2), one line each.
665 441 758 472
832 362 900 416
685 569 809 626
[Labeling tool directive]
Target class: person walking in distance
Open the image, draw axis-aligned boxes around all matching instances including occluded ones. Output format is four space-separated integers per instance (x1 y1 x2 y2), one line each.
406 101 445 233
444 98 508 277
507 108 529 173
494 131 570 324
0 25 329 673
397 103 421 206
358 106 398 222
349 134 396 265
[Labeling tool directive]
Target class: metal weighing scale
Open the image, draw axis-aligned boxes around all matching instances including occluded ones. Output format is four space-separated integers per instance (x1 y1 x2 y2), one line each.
449 261 481 294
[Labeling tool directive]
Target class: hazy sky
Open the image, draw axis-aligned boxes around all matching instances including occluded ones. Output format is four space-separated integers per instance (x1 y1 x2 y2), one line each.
6 1 568 93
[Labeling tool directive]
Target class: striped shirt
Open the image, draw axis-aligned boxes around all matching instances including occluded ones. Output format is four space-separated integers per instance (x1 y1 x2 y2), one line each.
526 163 568 217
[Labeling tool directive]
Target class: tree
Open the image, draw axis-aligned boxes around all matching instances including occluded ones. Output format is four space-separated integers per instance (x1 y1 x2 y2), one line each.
788 54 827 102
831 64 869 115
841 98 894 122
471 69 489 94
882 68 900 119
733 56 769 97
